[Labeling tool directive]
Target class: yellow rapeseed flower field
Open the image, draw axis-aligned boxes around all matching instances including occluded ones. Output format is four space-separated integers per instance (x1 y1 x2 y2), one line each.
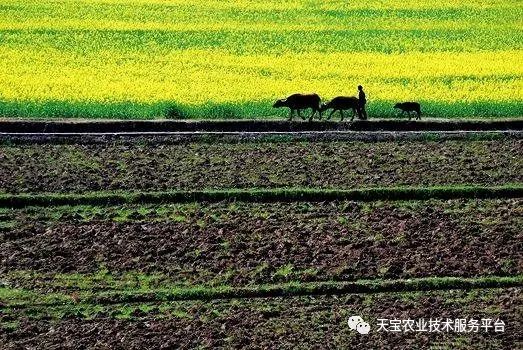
0 0 521 118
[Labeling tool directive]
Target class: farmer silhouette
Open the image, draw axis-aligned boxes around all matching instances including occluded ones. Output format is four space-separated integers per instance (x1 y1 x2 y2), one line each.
357 85 367 120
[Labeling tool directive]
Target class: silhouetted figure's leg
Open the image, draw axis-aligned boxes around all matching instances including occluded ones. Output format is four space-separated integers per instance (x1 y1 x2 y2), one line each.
340 110 345 121
328 109 335 120
359 104 367 120
289 109 294 121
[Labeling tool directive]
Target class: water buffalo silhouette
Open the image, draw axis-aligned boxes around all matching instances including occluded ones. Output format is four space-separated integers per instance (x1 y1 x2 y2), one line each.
273 93 322 121
394 102 422 120
320 96 360 121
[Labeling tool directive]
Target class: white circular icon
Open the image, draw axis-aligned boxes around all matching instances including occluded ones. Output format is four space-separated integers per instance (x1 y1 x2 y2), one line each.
348 315 371 334
348 316 364 330
356 321 371 334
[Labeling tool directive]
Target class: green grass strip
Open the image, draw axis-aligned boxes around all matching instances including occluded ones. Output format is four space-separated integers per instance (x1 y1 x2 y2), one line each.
2 276 521 309
0 100 522 120
0 185 522 208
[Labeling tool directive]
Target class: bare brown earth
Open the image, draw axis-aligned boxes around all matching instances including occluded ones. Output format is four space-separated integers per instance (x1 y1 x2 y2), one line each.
0 139 521 194
1 135 521 349
2 199 521 286
1 288 521 349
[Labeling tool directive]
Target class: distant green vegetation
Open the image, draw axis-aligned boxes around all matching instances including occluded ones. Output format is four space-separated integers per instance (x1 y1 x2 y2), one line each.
0 100 520 120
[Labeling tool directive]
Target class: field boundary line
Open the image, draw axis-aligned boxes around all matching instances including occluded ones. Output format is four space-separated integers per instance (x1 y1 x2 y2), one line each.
0 185 522 208
1 130 522 145
1 118 523 133
2 276 521 309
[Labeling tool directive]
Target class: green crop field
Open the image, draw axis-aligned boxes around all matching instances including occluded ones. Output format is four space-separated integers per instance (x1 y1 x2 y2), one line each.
0 0 521 119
